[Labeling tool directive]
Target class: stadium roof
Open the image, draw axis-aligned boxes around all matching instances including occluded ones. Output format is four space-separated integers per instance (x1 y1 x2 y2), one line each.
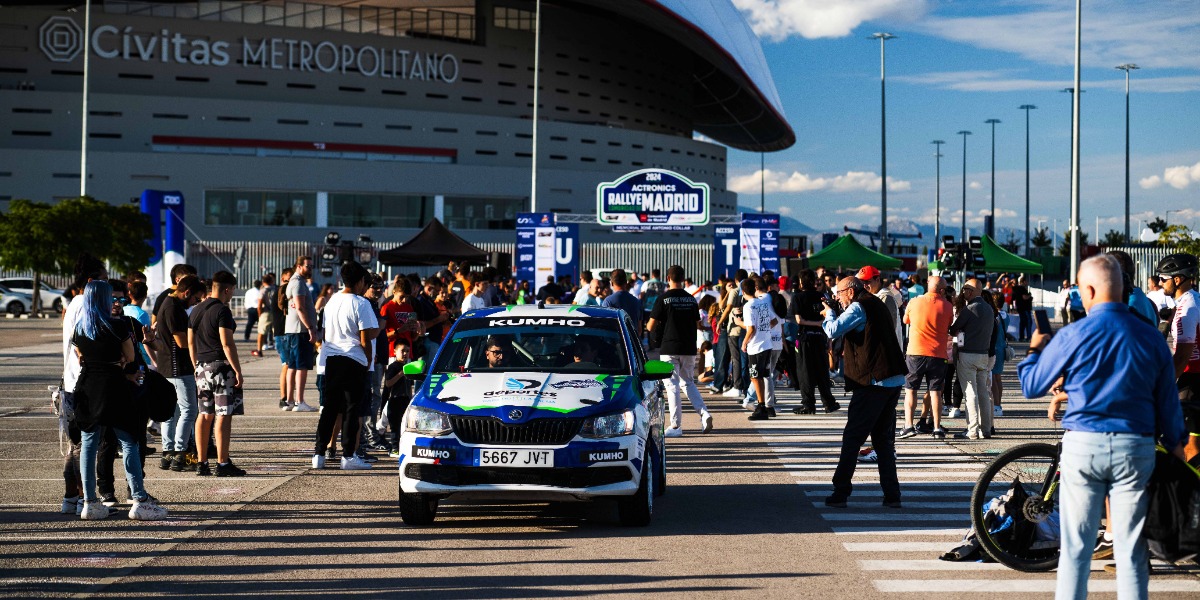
26 0 794 151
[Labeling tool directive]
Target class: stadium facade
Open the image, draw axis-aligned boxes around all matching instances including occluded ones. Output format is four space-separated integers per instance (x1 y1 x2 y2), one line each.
0 0 793 247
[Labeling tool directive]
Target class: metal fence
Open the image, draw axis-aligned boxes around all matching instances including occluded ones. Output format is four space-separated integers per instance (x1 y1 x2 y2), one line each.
1102 245 1184 285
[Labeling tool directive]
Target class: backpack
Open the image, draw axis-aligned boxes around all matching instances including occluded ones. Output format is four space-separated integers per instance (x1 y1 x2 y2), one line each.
1144 450 1200 562
642 280 665 311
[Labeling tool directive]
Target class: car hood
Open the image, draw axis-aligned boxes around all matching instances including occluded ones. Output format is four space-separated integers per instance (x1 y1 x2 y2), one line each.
419 372 635 416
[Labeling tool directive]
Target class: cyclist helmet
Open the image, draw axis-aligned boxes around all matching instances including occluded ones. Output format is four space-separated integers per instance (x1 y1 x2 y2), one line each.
1157 252 1198 279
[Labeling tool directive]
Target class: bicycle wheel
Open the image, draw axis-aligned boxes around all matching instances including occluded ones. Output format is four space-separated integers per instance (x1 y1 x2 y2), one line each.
970 442 1061 572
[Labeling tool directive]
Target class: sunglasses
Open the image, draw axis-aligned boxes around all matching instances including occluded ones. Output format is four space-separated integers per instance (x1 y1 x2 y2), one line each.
1158 275 1174 283
487 348 505 355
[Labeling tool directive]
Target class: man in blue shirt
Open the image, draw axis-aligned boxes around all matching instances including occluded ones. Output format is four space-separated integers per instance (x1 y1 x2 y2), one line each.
1018 254 1186 600
821 276 907 509
602 269 642 333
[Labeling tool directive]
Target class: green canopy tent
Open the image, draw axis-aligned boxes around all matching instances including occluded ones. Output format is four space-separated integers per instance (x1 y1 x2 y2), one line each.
980 234 1043 274
807 234 902 271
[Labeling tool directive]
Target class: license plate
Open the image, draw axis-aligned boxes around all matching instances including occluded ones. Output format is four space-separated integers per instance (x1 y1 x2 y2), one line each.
478 449 554 468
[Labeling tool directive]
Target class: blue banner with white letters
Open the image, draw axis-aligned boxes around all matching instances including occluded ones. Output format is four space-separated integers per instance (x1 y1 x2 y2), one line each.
554 223 579 282
713 225 741 280
516 212 555 289
739 213 780 275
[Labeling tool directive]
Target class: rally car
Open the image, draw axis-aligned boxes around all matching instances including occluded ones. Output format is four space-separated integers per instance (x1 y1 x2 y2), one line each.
397 304 670 526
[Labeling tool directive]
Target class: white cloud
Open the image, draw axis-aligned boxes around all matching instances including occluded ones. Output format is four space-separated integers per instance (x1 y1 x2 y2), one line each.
968 181 983 190
778 205 793 215
1140 175 1163 190
728 168 912 194
892 71 1200 93
835 203 911 216
1140 160 1200 190
732 0 928 41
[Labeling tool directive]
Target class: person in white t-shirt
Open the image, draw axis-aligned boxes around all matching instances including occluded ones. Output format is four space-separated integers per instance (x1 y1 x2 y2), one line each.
739 277 777 421
312 261 380 471
242 281 261 342
460 273 486 314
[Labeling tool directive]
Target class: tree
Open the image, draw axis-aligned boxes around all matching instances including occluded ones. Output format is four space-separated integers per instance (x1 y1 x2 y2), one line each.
1158 225 1200 256
1148 216 1169 233
0 197 153 312
1100 229 1128 247
1057 231 1089 257
1031 227 1053 249
1001 231 1021 253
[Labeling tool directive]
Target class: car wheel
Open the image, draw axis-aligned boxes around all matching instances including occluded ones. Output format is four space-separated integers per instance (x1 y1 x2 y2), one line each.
6 301 23 316
53 298 63 313
399 489 439 526
654 439 667 497
617 451 653 526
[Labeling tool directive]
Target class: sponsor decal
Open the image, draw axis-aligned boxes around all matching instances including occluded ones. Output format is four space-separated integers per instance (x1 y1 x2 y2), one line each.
482 390 557 397
551 379 604 390
505 378 540 390
412 446 455 460
488 318 586 327
581 449 629 462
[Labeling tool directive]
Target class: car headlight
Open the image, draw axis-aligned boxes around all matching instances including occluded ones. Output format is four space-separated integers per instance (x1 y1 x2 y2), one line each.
404 405 452 436
580 410 635 439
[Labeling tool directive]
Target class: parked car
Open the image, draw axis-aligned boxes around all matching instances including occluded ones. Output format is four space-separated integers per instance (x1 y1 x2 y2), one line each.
0 278 66 313
0 283 33 316
396 304 670 526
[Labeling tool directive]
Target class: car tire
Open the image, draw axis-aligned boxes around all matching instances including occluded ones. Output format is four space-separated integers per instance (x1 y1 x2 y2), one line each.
399 490 439 526
6 301 23 316
617 451 653 526
53 298 63 314
654 439 667 498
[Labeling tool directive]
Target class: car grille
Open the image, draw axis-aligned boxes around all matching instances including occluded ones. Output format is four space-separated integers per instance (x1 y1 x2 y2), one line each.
450 416 583 445
405 464 632 488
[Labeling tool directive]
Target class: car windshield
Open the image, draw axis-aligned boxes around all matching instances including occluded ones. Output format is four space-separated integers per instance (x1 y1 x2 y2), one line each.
432 316 631 375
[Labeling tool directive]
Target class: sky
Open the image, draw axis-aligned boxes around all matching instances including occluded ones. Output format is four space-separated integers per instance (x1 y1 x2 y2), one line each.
719 0 1200 240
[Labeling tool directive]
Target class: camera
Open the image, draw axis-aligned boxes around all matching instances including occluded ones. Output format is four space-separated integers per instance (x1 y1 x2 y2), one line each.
821 293 842 316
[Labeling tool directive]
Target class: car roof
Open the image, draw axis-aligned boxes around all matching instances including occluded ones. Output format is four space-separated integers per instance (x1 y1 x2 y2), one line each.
464 304 626 319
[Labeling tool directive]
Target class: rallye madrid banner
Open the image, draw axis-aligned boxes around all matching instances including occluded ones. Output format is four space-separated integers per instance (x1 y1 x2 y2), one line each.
596 168 709 232
739 213 780 275
516 213 556 289
713 225 741 280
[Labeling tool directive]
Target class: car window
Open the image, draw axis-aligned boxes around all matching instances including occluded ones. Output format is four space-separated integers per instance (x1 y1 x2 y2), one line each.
433 316 631 375
626 314 646 370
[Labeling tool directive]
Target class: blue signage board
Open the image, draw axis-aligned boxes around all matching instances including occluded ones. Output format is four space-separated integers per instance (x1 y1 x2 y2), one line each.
554 223 580 282
515 212 555 289
739 213 780 275
596 168 709 231
712 225 741 281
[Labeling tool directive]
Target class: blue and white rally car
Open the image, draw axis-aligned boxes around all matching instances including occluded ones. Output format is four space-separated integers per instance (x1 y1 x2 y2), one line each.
397 304 670 526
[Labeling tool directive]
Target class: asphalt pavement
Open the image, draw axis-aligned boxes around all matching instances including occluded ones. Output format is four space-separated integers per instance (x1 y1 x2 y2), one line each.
2 318 1199 598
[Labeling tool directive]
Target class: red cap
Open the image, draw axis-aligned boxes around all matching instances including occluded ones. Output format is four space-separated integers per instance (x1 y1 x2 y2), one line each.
855 265 881 280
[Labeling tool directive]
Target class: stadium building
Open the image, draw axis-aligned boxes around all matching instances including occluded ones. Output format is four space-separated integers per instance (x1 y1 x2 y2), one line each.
0 0 793 248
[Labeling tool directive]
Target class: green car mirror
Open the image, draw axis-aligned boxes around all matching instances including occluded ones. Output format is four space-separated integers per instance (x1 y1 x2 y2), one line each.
402 359 426 379
641 359 674 381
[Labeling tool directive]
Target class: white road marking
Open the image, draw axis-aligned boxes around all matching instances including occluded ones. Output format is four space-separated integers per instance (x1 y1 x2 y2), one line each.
844 542 958 552
821 513 967 522
833 527 963 535
873 579 1200 593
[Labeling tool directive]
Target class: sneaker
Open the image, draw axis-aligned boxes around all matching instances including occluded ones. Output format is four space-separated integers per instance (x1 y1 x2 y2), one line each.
897 427 917 439
700 411 713 433
1093 536 1114 560
292 401 317 413
665 427 683 438
747 404 770 421
824 401 841 414
159 452 174 471
355 450 379 463
250 350 262 357
705 385 721 395
128 498 168 521
75 500 84 516
170 453 191 472
767 406 777 418
312 454 326 469
993 406 1004 417
388 449 401 459
80 501 110 520
931 427 947 440
916 420 933 434
858 449 878 462
279 398 290 410
196 462 212 476
824 495 848 508
952 431 979 440
215 462 247 477
721 388 741 398
740 397 756 411
326 447 338 461
61 496 80 514
99 492 118 507
340 455 372 470
941 406 950 416
947 408 962 418
792 405 816 415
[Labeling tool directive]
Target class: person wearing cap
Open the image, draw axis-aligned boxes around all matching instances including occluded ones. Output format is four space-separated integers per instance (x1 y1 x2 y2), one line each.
856 266 903 350
1157 252 1200 463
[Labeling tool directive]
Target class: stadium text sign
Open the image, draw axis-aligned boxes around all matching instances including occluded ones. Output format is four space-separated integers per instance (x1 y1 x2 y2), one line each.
596 169 709 232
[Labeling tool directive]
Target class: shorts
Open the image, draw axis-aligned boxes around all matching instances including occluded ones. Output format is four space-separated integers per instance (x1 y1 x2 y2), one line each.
905 355 946 392
195 360 244 416
279 333 315 369
1180 372 1200 435
747 351 772 380
257 311 274 333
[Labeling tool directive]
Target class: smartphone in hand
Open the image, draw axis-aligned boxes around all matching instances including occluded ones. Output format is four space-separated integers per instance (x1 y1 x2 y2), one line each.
1034 309 1053 335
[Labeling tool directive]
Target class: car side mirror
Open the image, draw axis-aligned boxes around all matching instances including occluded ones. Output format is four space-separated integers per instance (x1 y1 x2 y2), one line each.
402 359 426 379
641 359 674 381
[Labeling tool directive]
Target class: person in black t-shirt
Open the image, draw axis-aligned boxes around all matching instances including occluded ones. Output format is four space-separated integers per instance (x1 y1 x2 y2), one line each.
789 269 839 414
536 275 564 303
1012 275 1034 341
188 271 245 477
381 339 414 454
154 275 206 471
647 265 712 437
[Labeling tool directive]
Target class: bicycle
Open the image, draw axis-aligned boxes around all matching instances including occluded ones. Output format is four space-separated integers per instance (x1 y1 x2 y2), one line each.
969 442 1062 572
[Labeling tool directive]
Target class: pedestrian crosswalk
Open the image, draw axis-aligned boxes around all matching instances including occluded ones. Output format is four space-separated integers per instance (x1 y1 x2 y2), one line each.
750 392 1200 594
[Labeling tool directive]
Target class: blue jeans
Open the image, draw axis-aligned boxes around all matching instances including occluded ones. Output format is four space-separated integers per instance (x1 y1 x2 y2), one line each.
81 426 148 503
712 333 730 390
727 333 748 392
161 376 197 453
1057 431 1155 600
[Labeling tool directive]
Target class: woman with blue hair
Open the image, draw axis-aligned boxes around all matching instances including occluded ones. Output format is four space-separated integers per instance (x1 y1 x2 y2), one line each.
71 280 167 520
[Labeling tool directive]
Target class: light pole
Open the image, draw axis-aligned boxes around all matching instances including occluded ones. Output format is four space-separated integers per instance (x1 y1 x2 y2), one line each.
80 0 92 197
932 140 945 242
1068 0 1083 284
985 118 1001 238
1019 105 1036 254
760 152 765 213
869 32 896 252
1116 63 1139 242
529 0 542 212
958 130 972 243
